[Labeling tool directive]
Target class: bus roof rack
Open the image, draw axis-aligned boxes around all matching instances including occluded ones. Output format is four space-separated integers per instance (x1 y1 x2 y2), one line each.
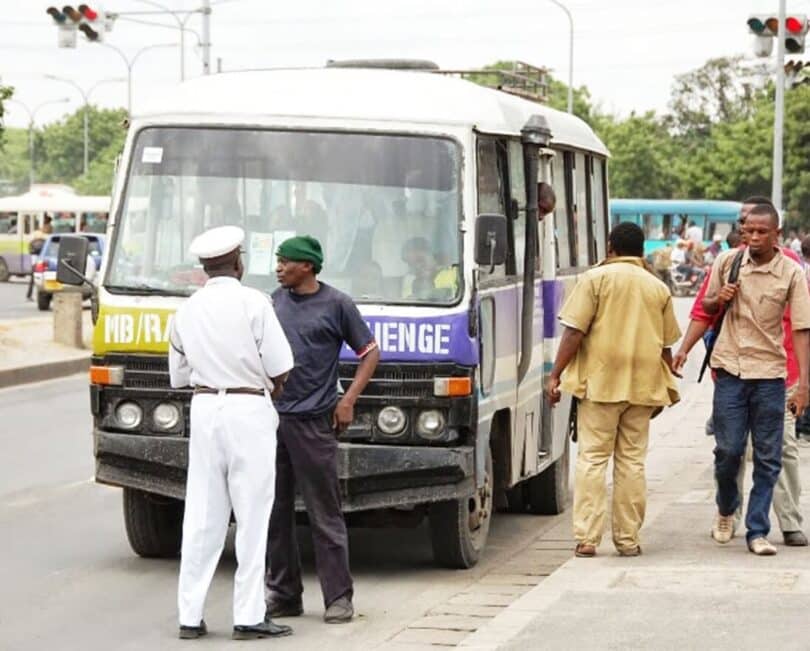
326 59 440 71
432 61 549 104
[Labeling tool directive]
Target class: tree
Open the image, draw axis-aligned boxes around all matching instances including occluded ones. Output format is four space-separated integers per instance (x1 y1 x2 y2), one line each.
595 111 680 198
35 105 127 185
0 128 30 195
0 82 13 150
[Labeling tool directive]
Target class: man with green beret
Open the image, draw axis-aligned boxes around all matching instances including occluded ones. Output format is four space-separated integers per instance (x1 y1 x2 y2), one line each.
266 235 380 624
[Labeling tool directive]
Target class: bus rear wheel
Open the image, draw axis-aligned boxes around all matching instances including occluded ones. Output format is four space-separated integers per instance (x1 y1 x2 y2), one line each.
429 448 492 569
0 259 9 282
123 487 184 558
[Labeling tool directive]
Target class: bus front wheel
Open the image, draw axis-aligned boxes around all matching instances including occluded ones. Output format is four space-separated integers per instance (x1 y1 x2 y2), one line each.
0 258 9 282
123 487 184 558
429 448 493 569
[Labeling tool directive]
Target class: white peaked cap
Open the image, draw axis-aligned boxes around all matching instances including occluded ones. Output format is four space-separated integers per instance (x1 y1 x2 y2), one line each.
189 225 245 259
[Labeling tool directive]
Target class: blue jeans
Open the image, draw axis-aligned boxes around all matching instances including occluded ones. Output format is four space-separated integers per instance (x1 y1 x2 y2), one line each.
713 370 785 541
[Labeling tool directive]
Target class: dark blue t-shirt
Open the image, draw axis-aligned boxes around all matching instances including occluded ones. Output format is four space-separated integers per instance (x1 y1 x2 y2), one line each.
272 283 374 416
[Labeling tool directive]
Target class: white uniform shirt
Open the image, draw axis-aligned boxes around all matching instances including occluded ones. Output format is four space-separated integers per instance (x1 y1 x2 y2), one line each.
686 225 703 244
169 276 294 390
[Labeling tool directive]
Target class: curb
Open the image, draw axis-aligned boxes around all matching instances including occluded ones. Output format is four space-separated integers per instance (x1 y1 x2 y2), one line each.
0 355 91 389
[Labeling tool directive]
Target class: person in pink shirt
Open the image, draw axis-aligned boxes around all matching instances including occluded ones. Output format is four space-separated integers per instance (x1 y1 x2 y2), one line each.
673 197 807 547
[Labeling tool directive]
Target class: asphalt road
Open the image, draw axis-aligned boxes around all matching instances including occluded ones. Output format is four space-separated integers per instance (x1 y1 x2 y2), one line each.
0 277 41 320
0 299 696 650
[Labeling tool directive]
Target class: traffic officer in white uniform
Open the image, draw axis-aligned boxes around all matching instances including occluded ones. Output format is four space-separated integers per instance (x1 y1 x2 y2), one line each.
169 225 295 640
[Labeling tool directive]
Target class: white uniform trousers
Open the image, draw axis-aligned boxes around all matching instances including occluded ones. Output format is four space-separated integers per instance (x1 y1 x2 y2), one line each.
178 392 277 627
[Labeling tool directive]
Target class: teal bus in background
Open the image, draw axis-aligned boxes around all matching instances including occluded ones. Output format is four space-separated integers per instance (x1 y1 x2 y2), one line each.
609 199 742 255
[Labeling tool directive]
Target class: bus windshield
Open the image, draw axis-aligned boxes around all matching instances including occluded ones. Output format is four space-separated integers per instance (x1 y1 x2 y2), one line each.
107 127 462 304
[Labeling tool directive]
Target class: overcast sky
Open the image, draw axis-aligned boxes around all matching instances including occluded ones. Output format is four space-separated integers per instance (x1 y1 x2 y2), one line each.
0 0 803 128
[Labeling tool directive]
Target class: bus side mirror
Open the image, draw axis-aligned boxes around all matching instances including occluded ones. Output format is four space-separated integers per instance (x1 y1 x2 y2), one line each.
57 235 89 286
475 214 507 270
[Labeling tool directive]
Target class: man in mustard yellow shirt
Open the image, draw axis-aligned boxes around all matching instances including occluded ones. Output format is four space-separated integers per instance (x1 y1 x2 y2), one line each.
546 222 681 558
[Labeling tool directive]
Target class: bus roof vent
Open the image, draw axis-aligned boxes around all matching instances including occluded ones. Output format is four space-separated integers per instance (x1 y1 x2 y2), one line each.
325 58 440 71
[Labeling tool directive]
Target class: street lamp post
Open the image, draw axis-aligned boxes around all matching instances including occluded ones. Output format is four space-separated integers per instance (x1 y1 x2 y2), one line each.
95 42 177 115
547 0 574 114
773 0 787 213
43 76 126 176
8 97 71 189
134 0 203 80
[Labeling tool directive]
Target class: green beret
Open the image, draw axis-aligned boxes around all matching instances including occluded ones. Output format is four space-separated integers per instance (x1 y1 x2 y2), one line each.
277 235 324 273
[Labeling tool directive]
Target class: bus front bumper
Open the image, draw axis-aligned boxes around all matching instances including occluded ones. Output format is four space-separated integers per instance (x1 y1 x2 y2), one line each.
93 429 475 511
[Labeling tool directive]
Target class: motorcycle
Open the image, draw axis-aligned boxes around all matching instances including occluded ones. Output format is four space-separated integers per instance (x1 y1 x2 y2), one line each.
668 263 703 297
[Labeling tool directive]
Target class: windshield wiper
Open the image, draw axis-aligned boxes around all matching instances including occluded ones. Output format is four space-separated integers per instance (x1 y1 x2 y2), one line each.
105 284 191 297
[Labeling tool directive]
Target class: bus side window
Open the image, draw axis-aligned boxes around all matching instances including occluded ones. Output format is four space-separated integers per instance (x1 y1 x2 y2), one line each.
592 157 608 260
551 152 572 269
507 140 527 274
476 137 507 280
573 151 590 267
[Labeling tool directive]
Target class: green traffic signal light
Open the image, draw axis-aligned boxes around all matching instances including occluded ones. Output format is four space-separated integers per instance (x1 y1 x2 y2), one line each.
46 7 67 24
748 17 766 34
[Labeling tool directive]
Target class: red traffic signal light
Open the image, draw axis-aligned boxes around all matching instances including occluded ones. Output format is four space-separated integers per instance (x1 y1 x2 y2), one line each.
787 16 804 34
46 6 67 23
78 4 98 21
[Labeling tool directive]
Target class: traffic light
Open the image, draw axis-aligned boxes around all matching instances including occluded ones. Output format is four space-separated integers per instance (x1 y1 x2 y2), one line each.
747 14 808 54
46 5 109 46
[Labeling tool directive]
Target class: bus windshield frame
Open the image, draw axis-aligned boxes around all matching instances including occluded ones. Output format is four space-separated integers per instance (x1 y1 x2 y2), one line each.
106 126 464 306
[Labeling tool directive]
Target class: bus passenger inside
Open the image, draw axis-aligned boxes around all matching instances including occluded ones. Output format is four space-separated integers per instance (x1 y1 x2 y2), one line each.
400 237 457 300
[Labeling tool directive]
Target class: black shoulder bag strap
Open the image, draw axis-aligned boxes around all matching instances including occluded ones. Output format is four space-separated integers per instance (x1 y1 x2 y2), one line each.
698 250 744 382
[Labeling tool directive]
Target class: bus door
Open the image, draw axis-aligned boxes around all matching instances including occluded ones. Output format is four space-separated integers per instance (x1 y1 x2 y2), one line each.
507 140 543 482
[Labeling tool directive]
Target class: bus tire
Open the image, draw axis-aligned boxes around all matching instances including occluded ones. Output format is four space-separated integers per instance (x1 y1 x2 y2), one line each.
429 448 492 569
123 487 184 558
36 291 52 311
525 437 570 515
0 258 9 282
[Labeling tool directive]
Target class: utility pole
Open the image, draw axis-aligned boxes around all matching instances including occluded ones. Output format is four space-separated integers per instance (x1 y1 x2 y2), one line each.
773 0 787 213
201 0 211 75
548 0 574 114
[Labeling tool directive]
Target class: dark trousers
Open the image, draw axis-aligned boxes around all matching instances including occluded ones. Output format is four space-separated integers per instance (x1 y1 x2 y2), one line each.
266 413 353 607
713 370 785 541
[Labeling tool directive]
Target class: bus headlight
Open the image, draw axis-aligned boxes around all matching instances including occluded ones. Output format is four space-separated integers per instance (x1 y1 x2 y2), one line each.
153 402 181 431
416 410 446 440
377 406 407 435
116 401 143 430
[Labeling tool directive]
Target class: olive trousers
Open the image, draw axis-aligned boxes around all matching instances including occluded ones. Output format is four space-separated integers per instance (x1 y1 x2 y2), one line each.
573 399 656 552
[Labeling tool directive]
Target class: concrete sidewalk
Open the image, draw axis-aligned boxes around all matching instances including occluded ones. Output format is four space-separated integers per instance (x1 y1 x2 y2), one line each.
461 375 810 650
0 314 92 388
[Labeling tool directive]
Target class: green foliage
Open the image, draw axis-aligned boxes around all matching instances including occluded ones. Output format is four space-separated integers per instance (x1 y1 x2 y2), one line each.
0 105 126 197
0 83 14 150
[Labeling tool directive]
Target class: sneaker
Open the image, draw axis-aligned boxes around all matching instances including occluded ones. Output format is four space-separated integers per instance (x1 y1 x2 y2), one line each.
748 537 777 556
574 543 596 558
711 513 735 544
324 596 354 624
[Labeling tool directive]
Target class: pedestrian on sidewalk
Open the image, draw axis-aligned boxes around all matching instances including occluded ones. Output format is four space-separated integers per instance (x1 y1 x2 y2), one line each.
169 226 295 640
689 204 810 555
674 197 809 548
546 222 681 558
266 235 379 624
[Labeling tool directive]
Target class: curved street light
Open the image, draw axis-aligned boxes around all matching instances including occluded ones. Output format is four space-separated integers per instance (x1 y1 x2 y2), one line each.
547 0 574 114
44 75 126 176
94 42 178 115
7 97 71 188
135 0 201 81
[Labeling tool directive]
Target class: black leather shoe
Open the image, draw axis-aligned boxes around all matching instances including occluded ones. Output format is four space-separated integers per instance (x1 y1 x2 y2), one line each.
783 531 809 546
232 619 293 640
324 596 354 624
266 595 304 618
179 620 207 639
